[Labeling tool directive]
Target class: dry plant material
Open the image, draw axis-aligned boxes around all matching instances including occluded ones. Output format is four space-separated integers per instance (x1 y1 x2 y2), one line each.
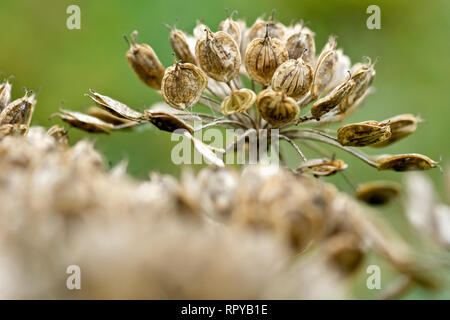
256 89 299 126
221 89 256 115
372 114 420 147
355 181 401 205
271 57 313 99
375 154 438 171
337 121 391 147
296 158 348 177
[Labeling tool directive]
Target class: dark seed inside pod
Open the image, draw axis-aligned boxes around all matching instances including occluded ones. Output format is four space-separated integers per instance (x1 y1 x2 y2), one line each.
375 154 437 171
355 181 401 205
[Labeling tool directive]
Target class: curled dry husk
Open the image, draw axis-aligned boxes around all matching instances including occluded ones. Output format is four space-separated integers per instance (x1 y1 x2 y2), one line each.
221 89 256 115
87 89 143 121
337 121 391 147
311 77 355 119
256 89 299 126
375 153 438 171
56 108 115 134
271 58 313 100
355 181 401 205
296 158 348 177
311 36 338 99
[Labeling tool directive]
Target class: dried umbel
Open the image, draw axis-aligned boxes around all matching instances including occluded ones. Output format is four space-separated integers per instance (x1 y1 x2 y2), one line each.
161 60 208 110
221 88 256 115
244 26 289 85
256 89 299 126
337 120 391 147
271 56 313 100
355 181 401 205
195 28 241 82
125 31 165 90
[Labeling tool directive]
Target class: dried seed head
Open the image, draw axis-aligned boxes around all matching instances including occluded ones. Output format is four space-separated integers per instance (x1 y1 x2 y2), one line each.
355 181 401 205
296 158 348 177
0 78 12 112
168 27 197 65
311 36 338 99
195 28 241 82
285 31 315 66
372 114 420 147
125 31 165 90
337 120 391 147
256 89 299 126
221 88 256 115
144 110 194 134
311 76 355 119
219 10 242 46
375 154 438 171
244 26 289 85
161 60 208 110
0 90 36 126
271 57 313 100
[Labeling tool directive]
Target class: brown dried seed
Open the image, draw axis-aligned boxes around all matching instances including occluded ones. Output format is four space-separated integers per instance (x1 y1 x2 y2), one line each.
87 89 143 120
56 108 114 134
372 114 419 147
311 78 355 119
296 158 348 177
245 15 287 45
355 181 401 205
0 91 36 126
375 154 437 171
219 11 242 46
221 89 256 115
168 27 197 65
285 31 315 66
87 106 133 126
161 60 208 110
271 57 313 100
256 89 299 126
144 110 194 134
310 36 338 99
195 28 241 82
337 120 391 147
0 123 28 137
244 27 289 85
0 79 12 112
47 124 69 144
125 31 165 90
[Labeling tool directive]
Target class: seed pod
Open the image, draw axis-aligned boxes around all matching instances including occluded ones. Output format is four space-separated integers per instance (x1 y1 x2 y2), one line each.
311 77 355 119
372 114 419 147
311 36 338 99
47 124 69 145
144 110 194 134
375 154 437 171
245 27 289 85
125 31 165 90
0 90 36 126
193 20 208 39
161 60 208 110
56 108 114 134
285 31 315 66
0 124 28 137
168 27 197 65
271 57 313 100
221 88 256 115
87 89 143 120
325 233 364 274
219 10 241 46
0 78 12 112
296 158 347 177
337 120 391 147
256 89 299 126
355 181 401 205
87 106 133 126
245 14 287 45
195 28 241 82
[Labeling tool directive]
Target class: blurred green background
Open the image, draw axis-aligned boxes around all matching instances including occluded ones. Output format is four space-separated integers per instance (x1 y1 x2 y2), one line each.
0 0 449 299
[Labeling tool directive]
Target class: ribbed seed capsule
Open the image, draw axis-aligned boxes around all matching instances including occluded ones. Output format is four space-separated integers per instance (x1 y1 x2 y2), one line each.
245 15 287 45
311 77 355 119
219 11 241 46
271 57 313 100
372 114 419 147
221 88 256 115
285 31 315 66
311 36 338 99
296 158 348 177
0 79 12 112
256 89 299 126
161 60 207 110
244 27 289 85
168 27 197 65
125 31 165 90
337 120 391 147
195 29 241 82
355 181 401 205
0 90 36 126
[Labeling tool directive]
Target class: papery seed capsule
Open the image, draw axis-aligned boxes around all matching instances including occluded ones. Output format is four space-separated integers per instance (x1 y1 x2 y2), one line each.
161 60 208 110
168 26 197 65
87 89 143 121
0 124 28 137
144 110 194 134
337 120 391 147
47 124 69 145
256 89 299 126
221 88 256 115
296 158 348 177
245 14 287 45
193 20 208 39
355 181 401 205
87 106 133 126
0 90 36 126
56 108 114 134
125 31 165 90
285 31 315 66
271 57 313 100
311 36 338 99
195 28 241 83
219 10 242 46
0 78 12 112
245 27 289 85
375 154 437 171
372 114 419 147
311 76 355 119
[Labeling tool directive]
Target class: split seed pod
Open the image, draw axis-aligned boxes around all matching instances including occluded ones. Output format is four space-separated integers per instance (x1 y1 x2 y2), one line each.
271 57 313 100
256 89 299 126
144 110 194 134
375 154 437 171
168 26 197 65
219 10 241 46
296 158 348 177
355 181 401 205
245 26 289 85
285 31 315 66
311 36 338 99
55 108 114 134
195 28 241 82
161 60 207 110
0 90 36 126
87 89 143 121
125 31 165 90
372 114 419 147
87 106 133 126
337 121 391 147
0 79 12 112
221 89 256 115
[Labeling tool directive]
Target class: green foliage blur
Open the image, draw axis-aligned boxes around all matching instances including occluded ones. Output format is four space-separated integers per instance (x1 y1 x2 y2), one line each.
1 0 449 299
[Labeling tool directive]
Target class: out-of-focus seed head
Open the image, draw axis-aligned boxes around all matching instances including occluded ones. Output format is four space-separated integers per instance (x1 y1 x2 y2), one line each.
195 28 241 82
256 89 299 126
244 26 289 85
125 30 165 90
221 88 256 115
161 59 208 110
355 181 401 205
325 234 364 274
311 36 338 99
271 56 313 100
297 158 348 177
168 26 197 65
337 120 391 147
375 154 438 171
372 114 420 147
285 30 315 66
219 10 242 46
0 78 12 112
